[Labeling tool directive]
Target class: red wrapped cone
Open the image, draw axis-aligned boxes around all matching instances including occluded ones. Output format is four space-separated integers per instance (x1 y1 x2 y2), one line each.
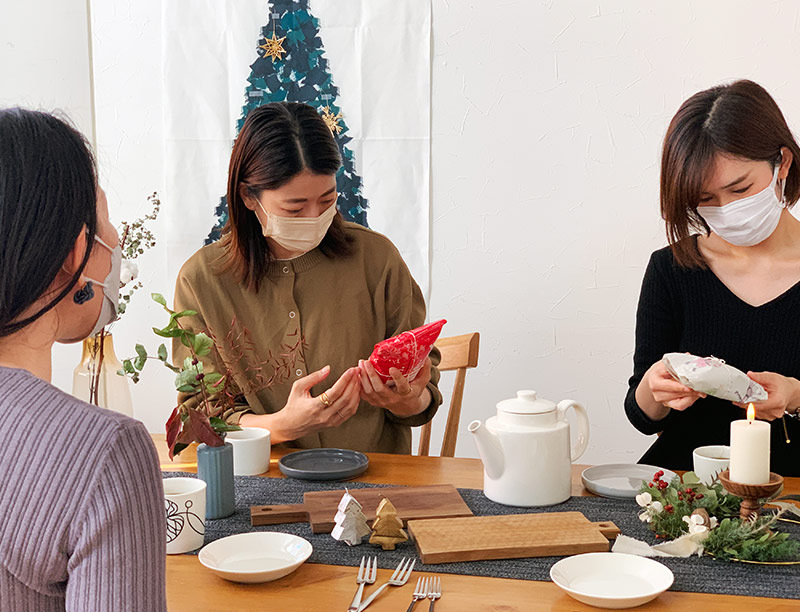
368 319 447 384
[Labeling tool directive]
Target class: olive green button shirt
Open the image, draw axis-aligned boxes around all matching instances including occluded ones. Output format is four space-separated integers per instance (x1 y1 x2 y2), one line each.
173 223 442 454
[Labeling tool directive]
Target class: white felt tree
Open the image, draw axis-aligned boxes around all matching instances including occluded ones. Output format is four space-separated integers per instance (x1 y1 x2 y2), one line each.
331 491 371 546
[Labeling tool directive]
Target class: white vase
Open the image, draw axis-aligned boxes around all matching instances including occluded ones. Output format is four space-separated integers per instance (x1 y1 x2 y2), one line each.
72 332 134 417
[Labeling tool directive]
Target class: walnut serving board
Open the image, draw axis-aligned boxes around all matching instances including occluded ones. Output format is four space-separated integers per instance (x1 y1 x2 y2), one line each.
407 512 620 564
251 484 473 533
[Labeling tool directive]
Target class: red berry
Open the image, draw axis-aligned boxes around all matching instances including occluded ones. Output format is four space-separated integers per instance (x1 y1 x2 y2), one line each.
665 504 674 512
648 482 654 488
654 470 664 479
696 493 704 499
678 493 683 500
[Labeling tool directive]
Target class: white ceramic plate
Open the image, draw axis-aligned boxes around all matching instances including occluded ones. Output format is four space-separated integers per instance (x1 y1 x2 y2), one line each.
581 464 677 499
198 532 312 583
550 552 674 609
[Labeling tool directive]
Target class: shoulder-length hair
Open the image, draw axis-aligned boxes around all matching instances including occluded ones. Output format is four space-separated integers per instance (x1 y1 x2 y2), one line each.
0 108 98 337
219 102 352 290
660 80 800 267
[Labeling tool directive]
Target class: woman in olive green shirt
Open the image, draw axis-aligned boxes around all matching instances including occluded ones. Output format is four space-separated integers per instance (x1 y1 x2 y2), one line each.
174 102 441 454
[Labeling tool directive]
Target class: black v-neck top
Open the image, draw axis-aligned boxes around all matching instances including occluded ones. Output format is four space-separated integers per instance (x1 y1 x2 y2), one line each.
625 240 800 475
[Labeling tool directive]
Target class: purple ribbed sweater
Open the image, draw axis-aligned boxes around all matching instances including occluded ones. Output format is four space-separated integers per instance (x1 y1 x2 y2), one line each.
0 366 166 611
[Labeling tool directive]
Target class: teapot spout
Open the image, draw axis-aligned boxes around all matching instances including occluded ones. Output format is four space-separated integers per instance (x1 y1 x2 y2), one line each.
468 420 504 480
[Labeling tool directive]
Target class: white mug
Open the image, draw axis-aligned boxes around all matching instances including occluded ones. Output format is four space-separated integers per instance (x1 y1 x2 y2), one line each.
693 445 730 485
163 477 206 554
226 427 271 475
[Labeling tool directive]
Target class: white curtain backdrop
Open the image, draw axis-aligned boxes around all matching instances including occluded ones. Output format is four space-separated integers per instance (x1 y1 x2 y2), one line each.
160 0 432 295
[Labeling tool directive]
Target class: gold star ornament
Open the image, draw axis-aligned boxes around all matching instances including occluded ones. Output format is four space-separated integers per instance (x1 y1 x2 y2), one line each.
321 106 343 135
259 33 286 62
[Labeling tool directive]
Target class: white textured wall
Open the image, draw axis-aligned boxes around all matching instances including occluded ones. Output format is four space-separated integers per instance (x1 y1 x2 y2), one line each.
425 0 800 463
4 1 800 464
0 0 95 396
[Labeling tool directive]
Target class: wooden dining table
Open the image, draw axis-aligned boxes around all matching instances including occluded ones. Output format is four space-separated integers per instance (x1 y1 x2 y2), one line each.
155 435 800 611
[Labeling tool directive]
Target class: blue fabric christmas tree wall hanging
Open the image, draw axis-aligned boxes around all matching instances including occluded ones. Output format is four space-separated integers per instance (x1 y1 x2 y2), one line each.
206 0 369 244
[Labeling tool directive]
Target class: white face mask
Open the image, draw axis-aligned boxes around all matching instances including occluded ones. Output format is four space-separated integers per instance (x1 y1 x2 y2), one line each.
697 165 785 247
257 201 338 257
82 235 121 337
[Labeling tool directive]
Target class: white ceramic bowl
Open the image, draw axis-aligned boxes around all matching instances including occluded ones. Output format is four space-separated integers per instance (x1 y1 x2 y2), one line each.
550 552 674 609
199 532 312 583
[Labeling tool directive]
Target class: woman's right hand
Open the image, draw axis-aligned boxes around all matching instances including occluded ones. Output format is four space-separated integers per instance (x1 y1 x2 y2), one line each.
636 360 706 420
240 366 361 443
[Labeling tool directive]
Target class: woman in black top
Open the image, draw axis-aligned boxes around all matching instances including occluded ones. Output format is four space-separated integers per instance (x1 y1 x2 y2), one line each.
626 80 800 475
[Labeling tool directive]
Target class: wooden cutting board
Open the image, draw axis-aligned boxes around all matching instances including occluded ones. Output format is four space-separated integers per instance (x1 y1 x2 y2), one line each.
407 512 620 564
251 484 473 533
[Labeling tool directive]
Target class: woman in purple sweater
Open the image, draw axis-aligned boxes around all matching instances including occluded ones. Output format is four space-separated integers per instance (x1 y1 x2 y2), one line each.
0 109 166 611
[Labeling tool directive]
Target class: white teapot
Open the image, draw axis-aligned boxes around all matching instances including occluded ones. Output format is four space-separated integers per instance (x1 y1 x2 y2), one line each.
468 390 589 507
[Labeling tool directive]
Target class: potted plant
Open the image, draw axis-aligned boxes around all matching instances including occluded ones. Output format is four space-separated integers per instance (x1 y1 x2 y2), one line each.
119 292 304 518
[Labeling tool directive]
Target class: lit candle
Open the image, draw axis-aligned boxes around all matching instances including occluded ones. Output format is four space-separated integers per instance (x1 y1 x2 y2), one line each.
729 403 771 484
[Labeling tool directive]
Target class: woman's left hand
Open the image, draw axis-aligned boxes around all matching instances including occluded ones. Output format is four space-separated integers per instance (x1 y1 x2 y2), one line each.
734 371 800 421
358 357 432 417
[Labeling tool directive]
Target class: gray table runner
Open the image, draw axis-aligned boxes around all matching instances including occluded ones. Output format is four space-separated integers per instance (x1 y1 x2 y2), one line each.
164 472 800 599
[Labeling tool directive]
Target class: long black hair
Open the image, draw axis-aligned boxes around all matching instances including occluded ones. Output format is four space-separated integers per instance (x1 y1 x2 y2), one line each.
220 102 352 291
0 108 98 337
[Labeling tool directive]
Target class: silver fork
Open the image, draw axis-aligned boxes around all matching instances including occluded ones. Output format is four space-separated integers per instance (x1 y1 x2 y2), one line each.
426 576 441 612
357 557 416 611
405 576 428 612
347 556 377 611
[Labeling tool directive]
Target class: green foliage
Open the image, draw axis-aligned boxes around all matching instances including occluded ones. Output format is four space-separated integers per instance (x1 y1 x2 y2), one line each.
638 470 800 563
704 516 800 562
115 193 160 321
117 292 240 452
641 471 741 540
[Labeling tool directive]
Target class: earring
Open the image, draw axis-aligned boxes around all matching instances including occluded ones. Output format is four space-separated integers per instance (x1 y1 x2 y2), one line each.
73 282 95 305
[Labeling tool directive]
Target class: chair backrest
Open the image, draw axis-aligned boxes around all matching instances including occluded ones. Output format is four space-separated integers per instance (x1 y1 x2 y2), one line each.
418 332 480 457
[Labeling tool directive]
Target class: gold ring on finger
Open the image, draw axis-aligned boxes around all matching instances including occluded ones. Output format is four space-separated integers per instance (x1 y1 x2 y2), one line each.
320 392 332 407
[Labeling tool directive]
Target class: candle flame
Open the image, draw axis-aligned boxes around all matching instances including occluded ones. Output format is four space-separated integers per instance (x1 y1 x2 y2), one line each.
747 403 755 422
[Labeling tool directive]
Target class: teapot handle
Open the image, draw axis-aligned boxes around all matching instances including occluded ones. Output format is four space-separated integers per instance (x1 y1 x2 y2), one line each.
557 400 589 462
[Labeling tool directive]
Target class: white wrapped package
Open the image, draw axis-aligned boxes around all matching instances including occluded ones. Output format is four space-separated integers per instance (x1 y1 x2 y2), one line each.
662 353 767 403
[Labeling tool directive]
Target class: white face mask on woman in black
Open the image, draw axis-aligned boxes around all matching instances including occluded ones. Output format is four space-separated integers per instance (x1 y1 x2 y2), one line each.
697 163 786 247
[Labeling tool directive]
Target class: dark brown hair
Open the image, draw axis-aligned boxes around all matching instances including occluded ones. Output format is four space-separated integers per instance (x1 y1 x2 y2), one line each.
0 108 98 337
660 80 800 267
219 102 352 290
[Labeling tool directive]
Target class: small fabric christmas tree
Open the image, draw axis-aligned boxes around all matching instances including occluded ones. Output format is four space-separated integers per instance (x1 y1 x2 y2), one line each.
331 491 370 546
368 498 408 550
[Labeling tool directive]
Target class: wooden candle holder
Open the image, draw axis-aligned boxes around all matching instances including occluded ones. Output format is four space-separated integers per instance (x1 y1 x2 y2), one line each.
718 469 784 521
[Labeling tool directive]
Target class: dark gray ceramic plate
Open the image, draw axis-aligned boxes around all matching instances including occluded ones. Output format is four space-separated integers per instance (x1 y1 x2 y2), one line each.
581 464 677 499
278 448 369 481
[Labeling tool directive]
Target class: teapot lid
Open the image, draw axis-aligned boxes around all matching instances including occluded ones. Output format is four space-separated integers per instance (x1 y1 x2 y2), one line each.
497 390 556 415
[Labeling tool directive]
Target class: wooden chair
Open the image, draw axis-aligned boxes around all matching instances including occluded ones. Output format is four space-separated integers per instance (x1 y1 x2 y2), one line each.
418 332 480 457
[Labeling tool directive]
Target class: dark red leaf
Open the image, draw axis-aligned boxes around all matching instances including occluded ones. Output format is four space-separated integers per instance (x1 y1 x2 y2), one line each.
187 408 224 447
165 406 181 459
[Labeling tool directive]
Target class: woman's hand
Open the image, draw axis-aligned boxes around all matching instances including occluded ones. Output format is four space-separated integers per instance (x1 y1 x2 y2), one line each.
240 365 361 443
636 360 706 420
358 357 432 417
734 371 800 421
